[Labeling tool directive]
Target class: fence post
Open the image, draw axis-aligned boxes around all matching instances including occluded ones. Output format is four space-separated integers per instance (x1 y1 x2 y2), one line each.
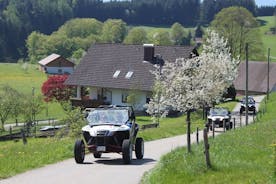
223 119 226 132
240 114 242 127
233 118 236 130
196 127 199 144
9 126 12 140
203 128 211 168
212 121 215 139
21 129 27 145
253 113 255 122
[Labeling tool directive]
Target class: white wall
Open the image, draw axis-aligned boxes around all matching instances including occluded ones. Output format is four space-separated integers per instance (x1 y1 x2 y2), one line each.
111 89 147 111
46 67 74 74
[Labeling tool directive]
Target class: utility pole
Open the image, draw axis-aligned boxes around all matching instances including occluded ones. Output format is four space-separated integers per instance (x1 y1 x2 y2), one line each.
245 43 249 126
267 48 270 100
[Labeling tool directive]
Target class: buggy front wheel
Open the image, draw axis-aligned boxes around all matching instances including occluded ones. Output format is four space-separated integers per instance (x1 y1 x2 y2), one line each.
135 137 144 159
122 139 132 164
74 140 85 164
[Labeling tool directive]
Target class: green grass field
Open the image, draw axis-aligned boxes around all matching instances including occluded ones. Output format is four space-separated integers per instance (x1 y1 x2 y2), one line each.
0 63 66 122
142 93 276 184
257 16 276 62
0 138 74 179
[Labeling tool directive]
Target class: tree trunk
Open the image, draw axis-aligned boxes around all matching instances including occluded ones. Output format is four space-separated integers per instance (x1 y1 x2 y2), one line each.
186 110 191 153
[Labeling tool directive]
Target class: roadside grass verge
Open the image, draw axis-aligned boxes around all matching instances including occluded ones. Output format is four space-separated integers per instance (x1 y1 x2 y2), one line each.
0 112 206 179
0 100 237 178
141 93 276 184
0 138 74 179
137 111 205 141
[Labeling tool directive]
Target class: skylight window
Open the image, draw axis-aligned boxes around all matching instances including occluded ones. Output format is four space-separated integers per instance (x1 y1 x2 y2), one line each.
113 70 120 78
125 71 133 79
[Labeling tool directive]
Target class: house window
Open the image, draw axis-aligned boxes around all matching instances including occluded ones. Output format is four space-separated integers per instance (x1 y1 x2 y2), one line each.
122 92 128 103
125 71 133 79
113 70 120 78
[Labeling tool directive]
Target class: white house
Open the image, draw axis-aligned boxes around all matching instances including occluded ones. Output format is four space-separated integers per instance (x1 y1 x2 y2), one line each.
65 44 197 110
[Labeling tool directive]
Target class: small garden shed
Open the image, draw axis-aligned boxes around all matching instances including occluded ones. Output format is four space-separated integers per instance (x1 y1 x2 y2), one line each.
38 53 75 75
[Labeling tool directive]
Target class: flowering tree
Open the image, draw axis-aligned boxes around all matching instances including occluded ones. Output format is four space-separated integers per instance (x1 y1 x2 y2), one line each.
41 75 72 102
0 85 22 130
147 30 239 152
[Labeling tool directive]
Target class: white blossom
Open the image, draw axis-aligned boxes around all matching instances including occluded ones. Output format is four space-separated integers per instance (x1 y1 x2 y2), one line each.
147 29 239 116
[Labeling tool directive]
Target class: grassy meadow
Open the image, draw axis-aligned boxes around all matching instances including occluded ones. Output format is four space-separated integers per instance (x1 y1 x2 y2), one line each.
258 16 276 62
142 93 276 184
0 63 66 122
0 137 74 179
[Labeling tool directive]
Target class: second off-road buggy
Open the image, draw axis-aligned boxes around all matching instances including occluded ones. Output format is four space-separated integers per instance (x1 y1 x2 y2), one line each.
239 96 256 115
206 107 233 131
74 105 144 164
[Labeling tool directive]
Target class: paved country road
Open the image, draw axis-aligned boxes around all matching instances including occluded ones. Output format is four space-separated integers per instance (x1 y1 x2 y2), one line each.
0 96 265 184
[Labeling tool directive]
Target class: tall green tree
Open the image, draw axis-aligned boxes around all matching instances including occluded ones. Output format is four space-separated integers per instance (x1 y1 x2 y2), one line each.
124 27 147 44
211 6 264 60
26 31 48 63
201 0 256 23
151 30 172 46
170 22 187 45
58 18 103 38
101 19 127 43
0 85 22 130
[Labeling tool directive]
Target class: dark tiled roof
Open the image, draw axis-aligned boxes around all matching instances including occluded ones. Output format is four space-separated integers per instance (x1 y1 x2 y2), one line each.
65 44 195 91
234 61 276 94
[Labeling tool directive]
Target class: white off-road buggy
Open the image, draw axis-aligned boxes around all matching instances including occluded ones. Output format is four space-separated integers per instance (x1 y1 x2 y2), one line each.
206 107 233 131
74 105 144 164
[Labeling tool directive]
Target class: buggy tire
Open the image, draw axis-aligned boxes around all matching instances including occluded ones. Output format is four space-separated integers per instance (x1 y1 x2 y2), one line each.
240 108 244 115
135 137 144 159
74 140 85 164
230 122 233 129
122 139 132 164
93 152 102 158
253 109 256 115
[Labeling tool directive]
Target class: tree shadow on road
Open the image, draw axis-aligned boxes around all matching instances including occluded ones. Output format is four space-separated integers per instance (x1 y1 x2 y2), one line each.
95 157 156 166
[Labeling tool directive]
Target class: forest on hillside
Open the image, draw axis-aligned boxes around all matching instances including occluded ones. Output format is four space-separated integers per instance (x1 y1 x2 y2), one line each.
0 0 275 61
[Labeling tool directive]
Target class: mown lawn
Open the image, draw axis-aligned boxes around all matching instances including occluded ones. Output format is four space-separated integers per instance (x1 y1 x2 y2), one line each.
142 93 276 184
0 63 66 122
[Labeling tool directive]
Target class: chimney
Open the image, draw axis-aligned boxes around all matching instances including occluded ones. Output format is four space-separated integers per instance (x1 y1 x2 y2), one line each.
143 44 154 62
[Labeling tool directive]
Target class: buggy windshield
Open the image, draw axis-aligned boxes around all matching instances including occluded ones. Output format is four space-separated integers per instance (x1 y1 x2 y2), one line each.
209 108 228 116
87 109 129 125
241 98 255 104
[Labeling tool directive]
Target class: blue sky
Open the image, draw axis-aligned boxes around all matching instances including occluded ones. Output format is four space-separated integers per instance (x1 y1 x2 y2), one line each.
255 0 276 6
103 0 276 6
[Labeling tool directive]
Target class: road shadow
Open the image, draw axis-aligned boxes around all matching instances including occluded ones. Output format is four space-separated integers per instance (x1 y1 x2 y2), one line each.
95 157 156 166
80 161 93 165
